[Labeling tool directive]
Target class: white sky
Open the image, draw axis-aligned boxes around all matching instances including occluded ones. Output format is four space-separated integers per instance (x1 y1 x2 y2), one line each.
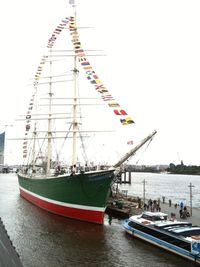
1 0 200 166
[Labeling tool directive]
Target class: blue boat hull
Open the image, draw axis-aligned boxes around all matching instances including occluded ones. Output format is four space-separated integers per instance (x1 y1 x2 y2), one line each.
123 219 200 264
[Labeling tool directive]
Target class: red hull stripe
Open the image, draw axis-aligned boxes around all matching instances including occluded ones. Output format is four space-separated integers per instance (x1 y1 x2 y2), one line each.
19 187 105 224
19 186 104 211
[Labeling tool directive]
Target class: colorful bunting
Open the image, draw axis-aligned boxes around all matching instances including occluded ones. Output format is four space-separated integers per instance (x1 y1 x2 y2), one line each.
69 17 134 125
127 140 133 145
120 117 134 125
22 15 135 159
114 110 127 115
108 103 120 107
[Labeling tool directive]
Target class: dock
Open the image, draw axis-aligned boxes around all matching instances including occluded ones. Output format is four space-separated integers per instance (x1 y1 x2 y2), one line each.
106 194 200 226
115 171 132 184
105 195 140 219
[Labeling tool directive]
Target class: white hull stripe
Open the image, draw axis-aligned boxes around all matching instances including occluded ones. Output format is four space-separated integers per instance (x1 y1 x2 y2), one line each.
19 186 105 212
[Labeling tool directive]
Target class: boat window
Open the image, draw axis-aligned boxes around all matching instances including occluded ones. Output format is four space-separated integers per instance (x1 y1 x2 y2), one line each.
178 229 200 237
157 223 192 229
141 214 167 221
128 221 136 228
152 216 167 221
128 221 191 251
141 214 151 220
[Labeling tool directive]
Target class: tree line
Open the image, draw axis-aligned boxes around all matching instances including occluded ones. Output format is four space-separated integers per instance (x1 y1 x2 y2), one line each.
125 164 200 175
167 163 200 175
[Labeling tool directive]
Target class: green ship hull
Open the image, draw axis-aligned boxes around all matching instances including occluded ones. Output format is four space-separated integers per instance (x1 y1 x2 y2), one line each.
18 169 114 224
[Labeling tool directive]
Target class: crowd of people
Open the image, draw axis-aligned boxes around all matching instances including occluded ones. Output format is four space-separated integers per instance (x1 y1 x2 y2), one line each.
140 197 190 219
178 201 190 218
143 199 161 212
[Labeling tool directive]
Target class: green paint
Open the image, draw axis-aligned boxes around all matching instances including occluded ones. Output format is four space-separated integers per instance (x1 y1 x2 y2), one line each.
18 170 114 208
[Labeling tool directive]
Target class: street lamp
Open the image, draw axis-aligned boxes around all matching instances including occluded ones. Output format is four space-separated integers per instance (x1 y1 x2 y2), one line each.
188 182 194 216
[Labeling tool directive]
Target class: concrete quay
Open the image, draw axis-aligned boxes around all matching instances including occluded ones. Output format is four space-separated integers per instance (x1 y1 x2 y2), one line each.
0 218 23 266
106 195 200 226
159 201 200 225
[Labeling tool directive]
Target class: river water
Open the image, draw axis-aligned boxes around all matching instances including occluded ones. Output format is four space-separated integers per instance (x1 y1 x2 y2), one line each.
0 173 198 267
119 172 200 207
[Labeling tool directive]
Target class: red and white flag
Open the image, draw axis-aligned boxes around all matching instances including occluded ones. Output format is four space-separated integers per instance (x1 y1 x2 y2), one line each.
127 140 133 145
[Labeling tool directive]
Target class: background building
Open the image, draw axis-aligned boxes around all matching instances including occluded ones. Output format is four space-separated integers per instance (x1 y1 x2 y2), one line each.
0 132 5 165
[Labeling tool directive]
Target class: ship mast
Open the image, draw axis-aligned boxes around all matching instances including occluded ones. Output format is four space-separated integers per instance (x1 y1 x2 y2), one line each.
72 2 78 167
32 88 38 173
46 50 53 174
72 58 78 166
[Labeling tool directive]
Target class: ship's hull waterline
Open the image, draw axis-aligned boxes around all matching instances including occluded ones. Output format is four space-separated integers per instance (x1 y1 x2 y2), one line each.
18 169 114 224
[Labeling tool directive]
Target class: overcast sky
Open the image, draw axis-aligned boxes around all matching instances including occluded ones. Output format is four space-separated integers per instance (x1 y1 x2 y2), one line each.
1 0 200 166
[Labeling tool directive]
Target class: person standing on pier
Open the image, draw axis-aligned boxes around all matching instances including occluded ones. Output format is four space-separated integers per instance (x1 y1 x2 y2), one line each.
180 201 184 210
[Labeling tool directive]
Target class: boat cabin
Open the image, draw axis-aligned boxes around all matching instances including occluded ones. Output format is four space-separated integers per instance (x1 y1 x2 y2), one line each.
140 212 168 222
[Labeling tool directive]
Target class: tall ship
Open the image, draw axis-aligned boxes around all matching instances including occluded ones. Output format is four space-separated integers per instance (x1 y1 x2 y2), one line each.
17 1 157 224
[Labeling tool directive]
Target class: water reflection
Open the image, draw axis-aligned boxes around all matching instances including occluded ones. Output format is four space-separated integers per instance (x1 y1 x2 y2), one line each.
0 174 197 267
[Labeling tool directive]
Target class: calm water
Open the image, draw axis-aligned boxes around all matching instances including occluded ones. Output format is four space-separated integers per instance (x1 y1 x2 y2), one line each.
119 172 200 207
0 173 198 267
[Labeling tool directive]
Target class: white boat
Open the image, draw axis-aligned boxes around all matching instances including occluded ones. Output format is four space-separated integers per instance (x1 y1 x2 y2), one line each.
123 211 200 263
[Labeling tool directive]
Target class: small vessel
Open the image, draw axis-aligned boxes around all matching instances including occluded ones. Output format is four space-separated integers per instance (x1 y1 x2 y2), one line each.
123 211 200 263
16 1 157 224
